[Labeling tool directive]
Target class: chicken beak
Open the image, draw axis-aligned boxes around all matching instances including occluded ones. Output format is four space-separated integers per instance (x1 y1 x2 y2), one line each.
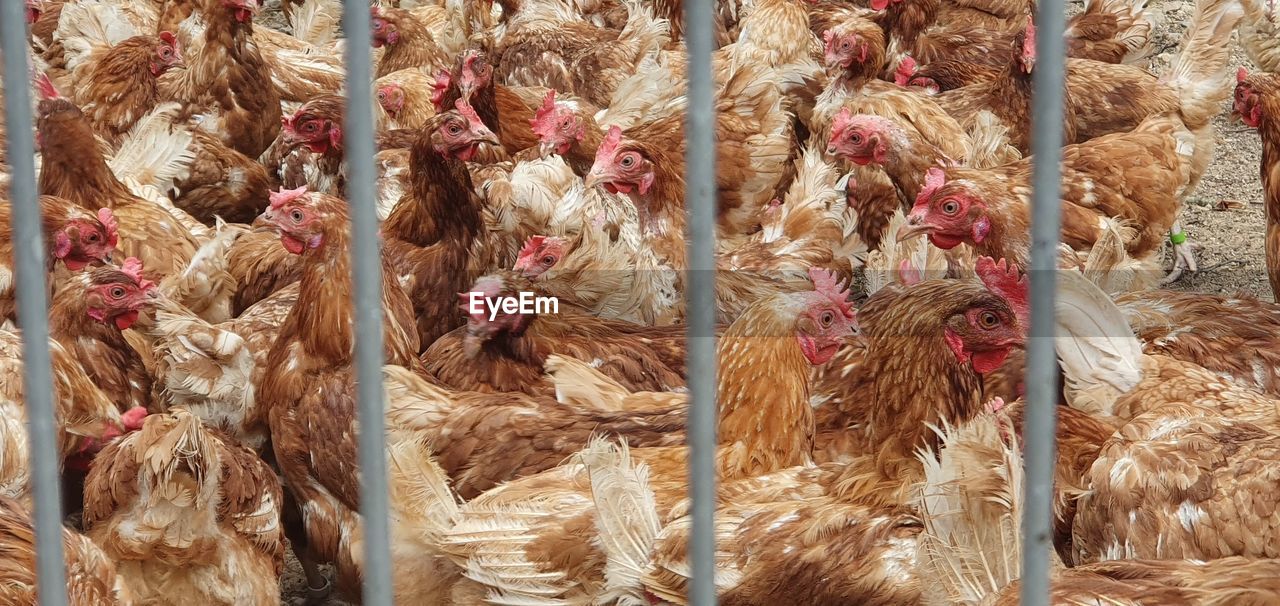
583 171 604 190
538 141 555 158
477 129 500 147
895 219 933 243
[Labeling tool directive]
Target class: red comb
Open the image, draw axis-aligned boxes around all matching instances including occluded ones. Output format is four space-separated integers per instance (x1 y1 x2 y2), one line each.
1022 17 1036 61
96 208 118 243
159 31 177 46
269 185 308 209
431 70 451 112
822 29 835 53
517 235 547 260
530 90 558 136
1238 67 1249 84
976 257 1029 326
830 108 855 142
915 167 947 207
455 99 484 128
33 72 60 101
894 56 916 86
808 267 855 318
598 125 623 159
120 257 156 292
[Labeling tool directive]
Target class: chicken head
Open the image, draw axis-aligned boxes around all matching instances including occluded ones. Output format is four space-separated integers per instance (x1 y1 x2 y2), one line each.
55 206 118 271
260 186 329 255
371 6 400 47
84 258 157 331
458 50 495 102
822 27 870 69
940 257 1027 374
1234 68 1267 128
585 126 655 195
531 90 585 157
377 82 406 118
459 274 536 357
221 0 260 24
282 95 344 154
514 235 568 279
793 268 858 365
827 110 900 165
151 32 184 76
430 100 501 161
898 167 990 249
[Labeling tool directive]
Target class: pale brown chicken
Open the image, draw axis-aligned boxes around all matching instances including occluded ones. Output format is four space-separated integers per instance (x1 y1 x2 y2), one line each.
36 97 199 279
83 409 284 605
0 497 128 605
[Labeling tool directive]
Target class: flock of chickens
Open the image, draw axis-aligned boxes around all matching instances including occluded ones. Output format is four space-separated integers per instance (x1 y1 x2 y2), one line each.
5 0 1280 603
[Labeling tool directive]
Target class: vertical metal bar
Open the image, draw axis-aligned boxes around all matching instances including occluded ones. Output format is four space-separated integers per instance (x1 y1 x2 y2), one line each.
340 1 394 604
0 7 70 606
683 0 718 604
1021 0 1067 604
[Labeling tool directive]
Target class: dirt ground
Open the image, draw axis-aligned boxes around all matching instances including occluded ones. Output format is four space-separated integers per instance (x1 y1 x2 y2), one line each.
269 0 1274 602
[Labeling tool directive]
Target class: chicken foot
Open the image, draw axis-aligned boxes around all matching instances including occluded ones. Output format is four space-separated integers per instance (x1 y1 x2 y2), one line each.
1162 221 1199 284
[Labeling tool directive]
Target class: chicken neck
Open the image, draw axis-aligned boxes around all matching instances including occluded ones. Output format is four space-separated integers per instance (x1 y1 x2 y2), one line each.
814 283 987 476
1260 112 1280 302
566 120 605 177
711 299 815 478
37 109 135 211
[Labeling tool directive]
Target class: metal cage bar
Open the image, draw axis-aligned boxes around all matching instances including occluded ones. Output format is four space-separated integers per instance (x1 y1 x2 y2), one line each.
340 1 396 604
683 0 719 604
0 4 70 605
1021 0 1068 603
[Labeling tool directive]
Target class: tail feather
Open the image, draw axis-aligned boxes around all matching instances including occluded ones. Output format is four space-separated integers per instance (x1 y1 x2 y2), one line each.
582 438 661 606
1161 0 1245 127
916 410 1030 605
159 219 244 323
1055 270 1145 416
618 0 671 63
1088 0 1157 64
1239 0 1280 72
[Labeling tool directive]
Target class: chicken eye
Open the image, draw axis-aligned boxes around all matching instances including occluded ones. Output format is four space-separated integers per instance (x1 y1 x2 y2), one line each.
373 19 383 31
820 310 835 327
561 117 572 128
849 132 862 145
303 121 318 132
290 209 305 223
941 199 961 215
84 231 99 243
160 47 172 58
619 153 636 168
540 255 556 266
979 311 1000 328
840 41 850 50
377 90 387 100
447 123 463 135
110 287 126 299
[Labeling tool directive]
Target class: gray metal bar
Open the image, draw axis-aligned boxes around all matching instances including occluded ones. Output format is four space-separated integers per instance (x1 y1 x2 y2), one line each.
1020 0 1067 604
683 0 718 604
0 7 70 605
339 1 394 604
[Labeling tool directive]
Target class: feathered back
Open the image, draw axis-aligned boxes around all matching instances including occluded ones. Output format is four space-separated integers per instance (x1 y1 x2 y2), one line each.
55 0 148 78
916 409 1038 605
1160 0 1245 127
1055 269 1145 416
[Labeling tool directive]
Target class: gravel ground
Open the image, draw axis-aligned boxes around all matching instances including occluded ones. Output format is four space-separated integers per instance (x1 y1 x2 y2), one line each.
270 0 1274 602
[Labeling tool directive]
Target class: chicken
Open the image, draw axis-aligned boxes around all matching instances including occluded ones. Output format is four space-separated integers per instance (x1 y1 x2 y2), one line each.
158 0 282 159
171 129 273 225
83 409 284 605
381 102 498 348
375 68 439 131
59 24 184 144
1234 68 1280 302
436 271 856 603
491 0 670 108
258 189 434 601
0 196 116 326
0 497 129 605
47 259 156 414
36 97 200 279
1049 270 1280 563
0 327 125 491
371 5 452 78
583 60 795 266
436 50 545 157
896 113 1193 273
423 272 685 395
